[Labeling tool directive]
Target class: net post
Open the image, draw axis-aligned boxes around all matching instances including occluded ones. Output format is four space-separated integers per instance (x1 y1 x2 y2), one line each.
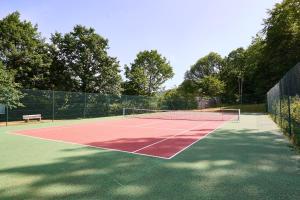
219 107 224 121
238 109 240 121
123 108 125 117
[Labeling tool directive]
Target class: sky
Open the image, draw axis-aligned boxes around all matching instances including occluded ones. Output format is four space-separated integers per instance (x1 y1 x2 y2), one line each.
0 0 281 89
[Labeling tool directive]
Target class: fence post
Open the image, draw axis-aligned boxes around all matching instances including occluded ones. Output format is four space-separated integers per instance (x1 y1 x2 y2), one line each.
52 90 54 122
279 94 281 126
6 104 8 126
287 95 292 136
107 95 110 116
83 92 87 118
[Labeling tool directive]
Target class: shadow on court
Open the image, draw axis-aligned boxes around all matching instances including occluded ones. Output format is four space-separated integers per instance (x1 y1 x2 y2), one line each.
0 116 299 200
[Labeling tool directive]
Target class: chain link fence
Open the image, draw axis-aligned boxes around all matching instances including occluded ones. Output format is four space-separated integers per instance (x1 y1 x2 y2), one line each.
0 89 199 124
267 62 300 146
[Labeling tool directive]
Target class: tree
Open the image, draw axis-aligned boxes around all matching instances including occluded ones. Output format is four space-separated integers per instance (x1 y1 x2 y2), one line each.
263 0 300 77
250 0 300 100
197 75 225 97
222 48 246 103
181 52 224 97
179 79 199 96
243 36 266 103
0 12 52 89
123 50 174 96
0 62 23 109
159 88 198 110
50 25 122 94
184 52 223 81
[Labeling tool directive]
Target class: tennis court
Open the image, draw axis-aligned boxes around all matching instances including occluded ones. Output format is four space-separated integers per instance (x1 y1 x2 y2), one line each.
12 108 239 159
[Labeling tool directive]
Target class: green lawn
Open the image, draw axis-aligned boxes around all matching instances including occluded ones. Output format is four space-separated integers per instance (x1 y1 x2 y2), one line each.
0 114 299 200
222 103 266 113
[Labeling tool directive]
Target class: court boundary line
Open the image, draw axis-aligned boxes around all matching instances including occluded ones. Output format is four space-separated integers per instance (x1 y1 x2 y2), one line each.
129 126 186 131
133 120 165 128
9 119 234 160
12 117 184 133
132 121 210 153
9 132 170 159
167 120 229 159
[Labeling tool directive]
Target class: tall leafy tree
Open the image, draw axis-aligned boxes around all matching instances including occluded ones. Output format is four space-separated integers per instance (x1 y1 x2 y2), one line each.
182 52 224 97
243 36 266 103
159 88 198 110
179 79 199 96
179 0 300 104
254 0 300 97
184 52 223 81
221 48 246 103
197 75 225 97
263 0 300 76
50 25 122 94
123 50 174 96
0 12 52 89
0 62 23 108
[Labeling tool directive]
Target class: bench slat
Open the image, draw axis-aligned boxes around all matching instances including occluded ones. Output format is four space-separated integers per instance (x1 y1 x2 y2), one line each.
23 114 41 120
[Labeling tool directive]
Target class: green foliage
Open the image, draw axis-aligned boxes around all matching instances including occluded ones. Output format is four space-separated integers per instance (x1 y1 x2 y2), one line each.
269 94 300 146
4 88 163 121
185 52 223 81
221 104 266 113
123 50 174 96
220 48 246 103
197 75 225 97
263 0 300 76
181 0 300 104
0 11 52 89
1 0 300 105
0 62 23 108
50 25 122 94
159 88 198 110
243 36 267 102
291 96 300 124
254 0 300 101
224 48 246 77
179 80 199 96
182 52 224 98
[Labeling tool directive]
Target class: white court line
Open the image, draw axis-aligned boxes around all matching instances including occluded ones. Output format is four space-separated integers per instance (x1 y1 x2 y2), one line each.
130 120 166 128
13 117 171 132
117 125 186 131
9 119 233 160
167 120 229 159
132 121 210 153
12 115 151 132
9 132 170 159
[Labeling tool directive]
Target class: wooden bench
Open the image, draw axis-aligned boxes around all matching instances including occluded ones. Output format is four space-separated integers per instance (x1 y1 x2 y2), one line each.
23 114 42 122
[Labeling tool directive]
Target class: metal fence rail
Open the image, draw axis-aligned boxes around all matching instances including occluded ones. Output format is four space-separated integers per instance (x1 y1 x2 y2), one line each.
267 62 300 145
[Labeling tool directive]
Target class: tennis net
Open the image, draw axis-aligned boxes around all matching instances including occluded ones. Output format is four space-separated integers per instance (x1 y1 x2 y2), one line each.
123 108 240 121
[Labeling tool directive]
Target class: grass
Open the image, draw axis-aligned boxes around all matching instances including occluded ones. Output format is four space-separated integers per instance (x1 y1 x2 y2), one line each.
221 103 266 113
270 115 300 148
0 114 299 199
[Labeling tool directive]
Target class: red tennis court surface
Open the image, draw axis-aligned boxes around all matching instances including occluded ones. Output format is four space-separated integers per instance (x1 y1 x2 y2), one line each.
13 116 235 159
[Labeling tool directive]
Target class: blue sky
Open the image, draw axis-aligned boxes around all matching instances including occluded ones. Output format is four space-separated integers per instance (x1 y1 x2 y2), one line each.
0 0 281 89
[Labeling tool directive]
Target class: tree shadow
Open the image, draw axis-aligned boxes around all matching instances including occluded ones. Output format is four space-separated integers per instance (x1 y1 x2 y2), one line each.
0 126 299 200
